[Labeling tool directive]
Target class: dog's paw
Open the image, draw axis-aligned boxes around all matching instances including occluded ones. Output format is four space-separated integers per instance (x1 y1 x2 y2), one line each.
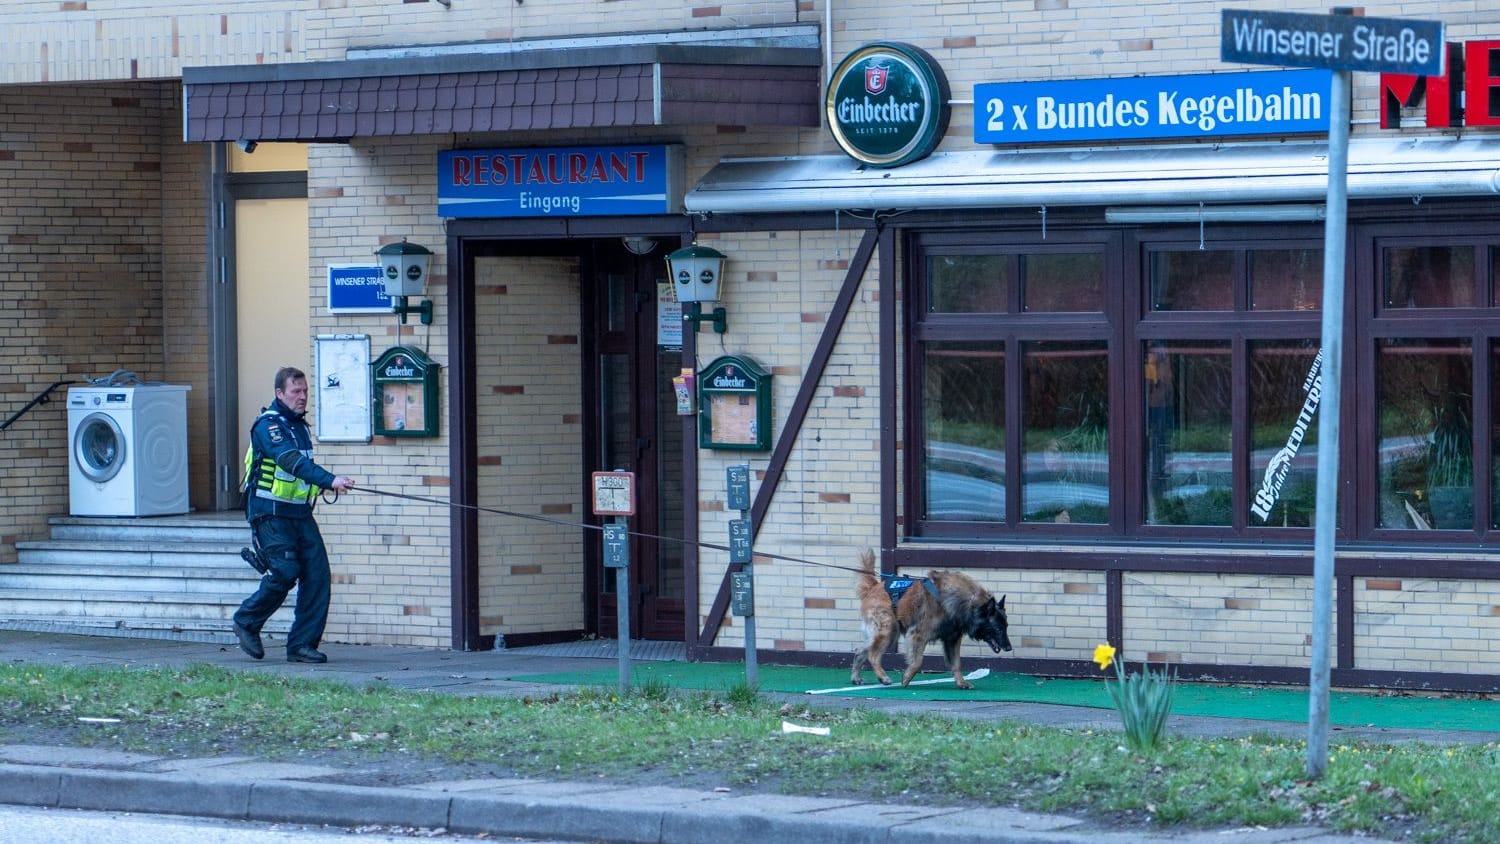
849 676 866 686
878 676 892 685
956 680 974 690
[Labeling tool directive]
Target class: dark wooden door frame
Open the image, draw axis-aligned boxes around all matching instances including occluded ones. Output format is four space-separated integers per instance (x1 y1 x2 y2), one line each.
587 241 686 640
445 220 694 652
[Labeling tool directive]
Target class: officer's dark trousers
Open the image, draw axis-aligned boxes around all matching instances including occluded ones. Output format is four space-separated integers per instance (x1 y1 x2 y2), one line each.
233 515 331 653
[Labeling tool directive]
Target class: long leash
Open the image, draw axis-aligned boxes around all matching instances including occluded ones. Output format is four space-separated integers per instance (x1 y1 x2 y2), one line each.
346 485 876 578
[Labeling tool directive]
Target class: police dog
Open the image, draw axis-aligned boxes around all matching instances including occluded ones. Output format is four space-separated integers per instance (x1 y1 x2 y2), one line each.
850 548 1012 689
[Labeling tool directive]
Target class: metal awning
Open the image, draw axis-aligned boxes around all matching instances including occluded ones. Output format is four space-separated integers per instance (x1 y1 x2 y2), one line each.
183 26 822 143
683 136 1500 214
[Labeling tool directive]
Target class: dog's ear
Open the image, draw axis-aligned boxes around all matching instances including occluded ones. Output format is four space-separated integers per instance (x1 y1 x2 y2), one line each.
998 595 1007 612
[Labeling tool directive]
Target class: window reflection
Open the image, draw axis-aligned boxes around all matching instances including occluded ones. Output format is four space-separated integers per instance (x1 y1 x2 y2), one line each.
1383 246 1474 308
1492 342 1500 530
1248 341 1320 528
1150 250 1233 311
1377 339 1473 529
928 255 1009 313
1023 341 1108 523
922 342 1005 521
1144 341 1232 525
1023 252 1104 312
1249 248 1322 311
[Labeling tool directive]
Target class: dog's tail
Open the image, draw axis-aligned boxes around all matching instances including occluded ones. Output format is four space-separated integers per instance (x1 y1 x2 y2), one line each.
856 547 880 589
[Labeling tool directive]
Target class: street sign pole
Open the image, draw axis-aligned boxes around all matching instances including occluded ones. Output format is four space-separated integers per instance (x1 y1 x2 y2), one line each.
726 465 757 689
593 471 637 693
606 520 632 692
1307 65 1350 780
1220 6 1444 780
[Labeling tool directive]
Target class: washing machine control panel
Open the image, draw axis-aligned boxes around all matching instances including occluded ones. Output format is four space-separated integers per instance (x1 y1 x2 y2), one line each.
70 392 130 407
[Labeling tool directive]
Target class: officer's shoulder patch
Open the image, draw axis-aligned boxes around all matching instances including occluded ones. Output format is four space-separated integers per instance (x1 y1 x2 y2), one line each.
266 424 285 444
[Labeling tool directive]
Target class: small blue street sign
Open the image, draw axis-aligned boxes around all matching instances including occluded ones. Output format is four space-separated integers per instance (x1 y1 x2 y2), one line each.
1222 9 1444 76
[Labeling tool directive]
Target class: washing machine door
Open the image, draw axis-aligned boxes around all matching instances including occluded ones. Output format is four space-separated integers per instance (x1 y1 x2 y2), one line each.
73 412 126 484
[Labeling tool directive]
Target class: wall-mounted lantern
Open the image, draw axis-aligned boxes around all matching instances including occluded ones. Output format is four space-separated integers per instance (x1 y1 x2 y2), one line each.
375 239 434 325
666 244 727 334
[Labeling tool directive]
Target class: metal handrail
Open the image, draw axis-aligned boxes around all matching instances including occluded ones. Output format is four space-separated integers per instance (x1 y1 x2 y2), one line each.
0 380 79 432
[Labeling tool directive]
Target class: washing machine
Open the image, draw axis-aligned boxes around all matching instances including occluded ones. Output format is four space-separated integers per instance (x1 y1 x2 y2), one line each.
68 384 191 517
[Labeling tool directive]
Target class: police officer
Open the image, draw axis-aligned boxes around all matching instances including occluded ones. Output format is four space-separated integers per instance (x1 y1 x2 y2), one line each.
232 366 355 663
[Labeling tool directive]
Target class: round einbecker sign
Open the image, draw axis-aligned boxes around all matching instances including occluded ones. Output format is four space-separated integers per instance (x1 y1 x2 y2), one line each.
826 42 951 168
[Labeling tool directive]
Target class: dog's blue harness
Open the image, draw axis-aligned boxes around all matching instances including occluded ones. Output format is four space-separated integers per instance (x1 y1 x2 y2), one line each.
882 575 940 607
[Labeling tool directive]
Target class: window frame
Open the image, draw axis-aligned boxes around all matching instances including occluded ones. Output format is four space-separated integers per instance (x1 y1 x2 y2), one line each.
906 229 1123 539
1356 223 1500 542
904 219 1500 548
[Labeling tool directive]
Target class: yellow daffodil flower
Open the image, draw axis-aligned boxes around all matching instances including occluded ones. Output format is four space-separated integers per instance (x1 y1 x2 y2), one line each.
1093 643 1117 670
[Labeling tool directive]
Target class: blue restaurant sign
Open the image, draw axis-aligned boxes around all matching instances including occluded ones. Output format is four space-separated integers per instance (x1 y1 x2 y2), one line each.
974 69 1331 144
437 144 680 218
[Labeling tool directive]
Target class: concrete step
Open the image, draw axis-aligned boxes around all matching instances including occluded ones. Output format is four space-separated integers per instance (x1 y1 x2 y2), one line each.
0 615 292 643
4 511 291 646
0 587 296 622
47 514 250 545
0 563 261 595
16 540 249 569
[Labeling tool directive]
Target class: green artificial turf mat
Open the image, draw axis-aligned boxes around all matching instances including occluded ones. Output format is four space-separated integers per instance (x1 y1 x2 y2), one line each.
508 662 1500 732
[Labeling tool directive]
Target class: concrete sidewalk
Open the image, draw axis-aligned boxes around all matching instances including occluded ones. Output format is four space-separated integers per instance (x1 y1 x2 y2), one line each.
0 630 1482 843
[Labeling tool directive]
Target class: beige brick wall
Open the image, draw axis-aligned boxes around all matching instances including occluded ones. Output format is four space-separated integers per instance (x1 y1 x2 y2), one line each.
160 102 214 514
0 81 190 563
1355 578 1500 674
305 137 453 646
692 228 885 652
474 255 585 639
1122 573 1333 668
1 0 1493 144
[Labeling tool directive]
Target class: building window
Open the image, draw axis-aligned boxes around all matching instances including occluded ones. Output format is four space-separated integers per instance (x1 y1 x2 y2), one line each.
1247 340 1321 528
1376 338 1472 530
1145 340 1231 526
1366 229 1500 538
1023 340 1109 523
921 341 1005 523
908 223 1500 546
910 232 1113 534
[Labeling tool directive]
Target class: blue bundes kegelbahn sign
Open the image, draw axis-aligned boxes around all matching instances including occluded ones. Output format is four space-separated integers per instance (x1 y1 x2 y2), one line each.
975 69 1332 144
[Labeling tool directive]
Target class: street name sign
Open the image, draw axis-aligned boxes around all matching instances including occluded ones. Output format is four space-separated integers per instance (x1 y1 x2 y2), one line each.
1222 9 1444 76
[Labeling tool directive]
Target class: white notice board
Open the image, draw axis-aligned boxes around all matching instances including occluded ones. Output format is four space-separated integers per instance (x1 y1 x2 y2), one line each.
315 334 372 442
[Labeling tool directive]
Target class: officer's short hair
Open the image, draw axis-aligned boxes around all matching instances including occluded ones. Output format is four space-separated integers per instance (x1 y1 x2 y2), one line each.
274 366 306 393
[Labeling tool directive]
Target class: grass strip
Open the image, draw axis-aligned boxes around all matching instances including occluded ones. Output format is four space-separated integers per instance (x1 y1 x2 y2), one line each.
1 663 1497 843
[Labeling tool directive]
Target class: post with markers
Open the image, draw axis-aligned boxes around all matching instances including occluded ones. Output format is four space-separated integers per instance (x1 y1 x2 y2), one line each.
592 471 637 692
726 464 756 688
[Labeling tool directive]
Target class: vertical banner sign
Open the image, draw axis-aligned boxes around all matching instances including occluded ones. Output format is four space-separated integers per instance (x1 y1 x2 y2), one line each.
1251 350 1323 520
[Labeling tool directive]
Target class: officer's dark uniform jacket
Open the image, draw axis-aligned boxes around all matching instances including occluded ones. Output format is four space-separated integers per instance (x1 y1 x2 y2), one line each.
242 398 336 520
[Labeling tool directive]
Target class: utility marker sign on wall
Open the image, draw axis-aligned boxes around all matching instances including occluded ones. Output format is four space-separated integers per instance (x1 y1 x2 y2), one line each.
975 70 1331 144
